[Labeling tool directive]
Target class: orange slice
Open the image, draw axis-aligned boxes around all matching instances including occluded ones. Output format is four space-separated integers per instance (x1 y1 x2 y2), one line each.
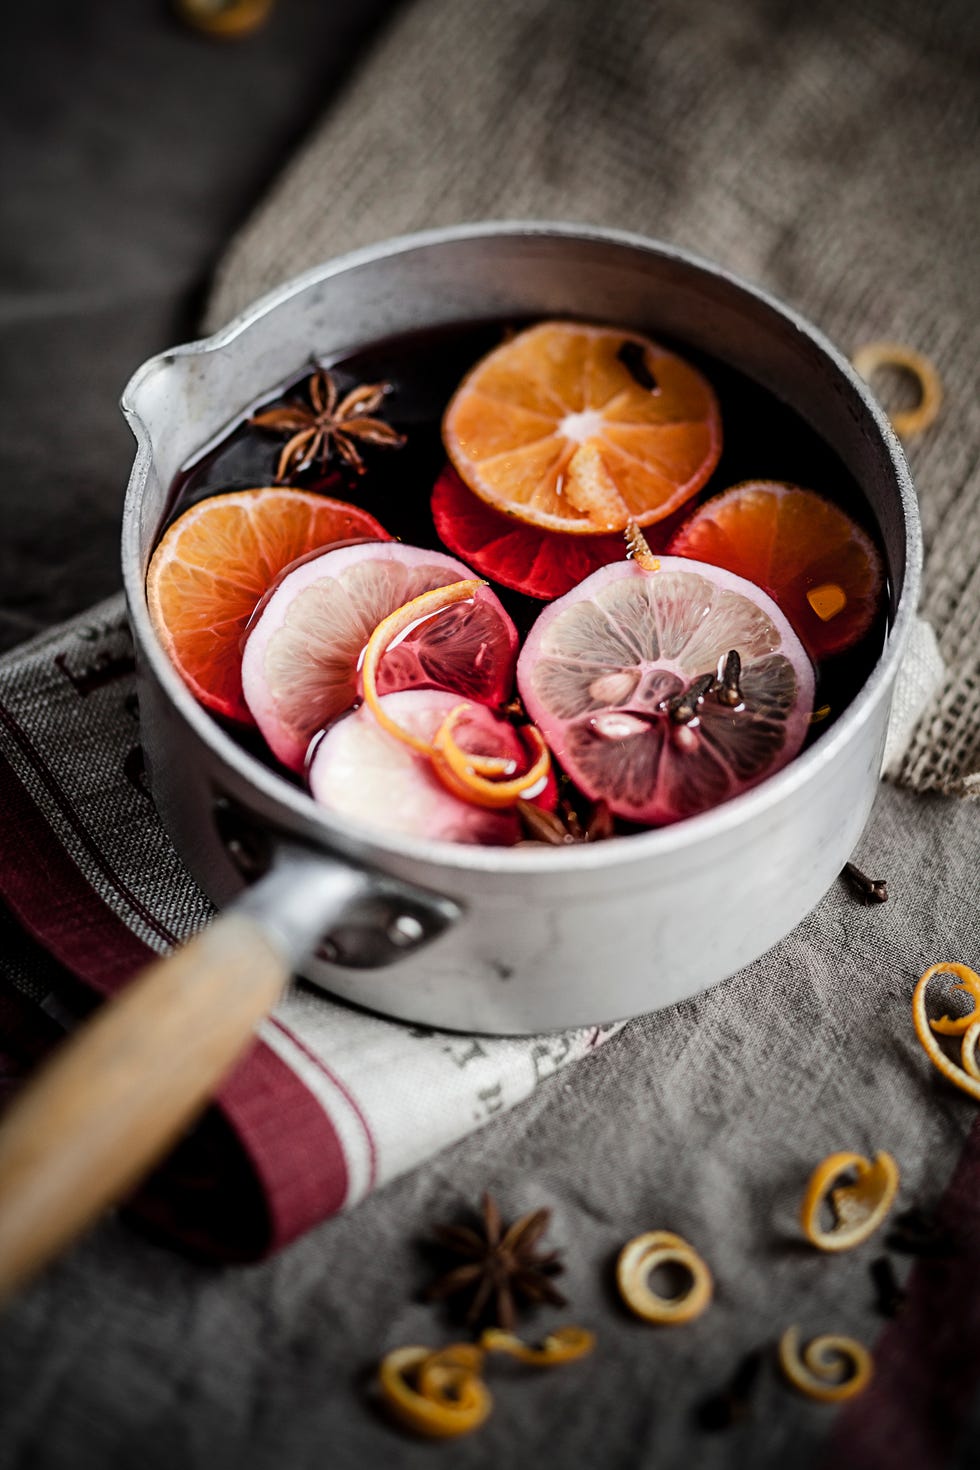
443 321 721 536
669 481 884 661
147 488 388 722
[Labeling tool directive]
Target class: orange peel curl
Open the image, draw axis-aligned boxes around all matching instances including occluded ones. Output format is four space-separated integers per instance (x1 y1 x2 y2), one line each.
431 704 552 809
778 1326 873 1403
377 1343 491 1439
800 1150 899 1252
917 962 980 1036
360 578 509 776
479 1325 595 1365
616 1230 713 1325
851 341 942 440
912 964 980 1101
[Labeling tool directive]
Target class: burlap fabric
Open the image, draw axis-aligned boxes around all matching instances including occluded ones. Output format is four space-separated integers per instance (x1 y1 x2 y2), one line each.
206 0 980 798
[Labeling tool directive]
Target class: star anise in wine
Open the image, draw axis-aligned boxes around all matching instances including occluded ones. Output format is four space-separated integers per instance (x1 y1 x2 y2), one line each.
424 1193 566 1330
250 367 406 482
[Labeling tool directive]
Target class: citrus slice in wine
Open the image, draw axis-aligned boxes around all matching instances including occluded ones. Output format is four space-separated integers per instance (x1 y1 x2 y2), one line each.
442 321 721 535
517 557 814 826
431 464 636 600
668 481 884 661
309 690 536 845
241 541 518 770
146 487 389 723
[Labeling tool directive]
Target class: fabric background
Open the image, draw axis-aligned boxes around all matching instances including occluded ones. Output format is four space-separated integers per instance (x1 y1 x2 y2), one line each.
206 0 980 798
4 767 980 1470
2 2 980 1468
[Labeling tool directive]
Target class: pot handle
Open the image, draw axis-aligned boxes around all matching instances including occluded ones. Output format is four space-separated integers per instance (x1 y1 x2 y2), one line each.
0 845 455 1305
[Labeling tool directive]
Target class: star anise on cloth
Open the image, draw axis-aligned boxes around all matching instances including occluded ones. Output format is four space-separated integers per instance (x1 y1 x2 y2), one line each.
424 1193 567 1330
250 366 406 482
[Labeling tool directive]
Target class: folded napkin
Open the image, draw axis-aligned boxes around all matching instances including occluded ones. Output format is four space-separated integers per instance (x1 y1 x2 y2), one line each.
0 592 940 1258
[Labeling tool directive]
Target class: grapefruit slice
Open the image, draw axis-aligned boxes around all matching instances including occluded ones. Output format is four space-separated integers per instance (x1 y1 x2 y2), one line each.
517 557 814 826
432 464 635 600
442 321 721 536
668 482 884 661
241 541 518 770
308 691 524 846
146 487 390 723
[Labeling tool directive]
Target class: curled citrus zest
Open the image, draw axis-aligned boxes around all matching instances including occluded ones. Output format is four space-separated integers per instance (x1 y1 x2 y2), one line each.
918 962 980 1036
479 1325 596 1365
778 1326 873 1403
800 1150 899 1252
359 578 505 775
851 341 942 440
431 704 552 810
378 1344 491 1439
961 1020 980 1080
913 966 980 1101
625 520 660 572
616 1230 713 1325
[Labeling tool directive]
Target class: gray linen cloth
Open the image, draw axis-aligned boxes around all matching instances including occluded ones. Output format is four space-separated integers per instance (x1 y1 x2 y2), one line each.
3 2 980 1468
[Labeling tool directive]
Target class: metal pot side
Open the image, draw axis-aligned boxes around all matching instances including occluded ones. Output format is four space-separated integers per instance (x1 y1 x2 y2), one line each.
121 224 919 1034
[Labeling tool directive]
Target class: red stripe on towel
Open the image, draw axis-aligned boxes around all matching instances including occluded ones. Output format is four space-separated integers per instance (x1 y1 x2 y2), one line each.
0 748 349 1257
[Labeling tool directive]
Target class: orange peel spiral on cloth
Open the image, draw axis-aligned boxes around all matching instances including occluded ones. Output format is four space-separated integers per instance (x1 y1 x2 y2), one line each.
778 1326 873 1403
616 1231 713 1324
377 1327 594 1437
800 1151 899 1252
479 1325 596 1365
851 341 943 440
377 1343 492 1438
912 963 980 1101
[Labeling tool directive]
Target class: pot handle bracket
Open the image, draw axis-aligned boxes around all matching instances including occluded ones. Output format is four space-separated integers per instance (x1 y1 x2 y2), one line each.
0 839 460 1305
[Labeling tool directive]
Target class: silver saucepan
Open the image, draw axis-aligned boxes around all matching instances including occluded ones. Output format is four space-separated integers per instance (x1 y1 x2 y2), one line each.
0 224 919 1300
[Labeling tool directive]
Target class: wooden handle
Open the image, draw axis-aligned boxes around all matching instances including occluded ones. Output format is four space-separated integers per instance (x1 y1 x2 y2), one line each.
0 913 288 1304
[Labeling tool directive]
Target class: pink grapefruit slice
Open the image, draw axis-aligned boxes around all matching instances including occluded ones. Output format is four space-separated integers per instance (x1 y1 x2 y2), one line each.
308 690 526 845
517 557 814 826
241 541 518 770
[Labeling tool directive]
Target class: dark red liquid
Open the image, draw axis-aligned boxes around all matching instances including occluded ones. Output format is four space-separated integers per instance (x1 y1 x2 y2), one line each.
165 319 889 781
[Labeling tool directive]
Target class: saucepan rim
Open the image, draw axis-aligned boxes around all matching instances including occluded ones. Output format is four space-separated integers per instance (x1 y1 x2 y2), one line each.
121 220 920 878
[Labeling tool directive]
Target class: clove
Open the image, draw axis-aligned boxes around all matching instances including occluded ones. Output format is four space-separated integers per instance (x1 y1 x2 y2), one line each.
667 673 715 726
695 1347 765 1431
617 339 659 392
842 862 888 904
870 1256 906 1317
517 800 576 846
886 1205 955 1259
714 649 743 707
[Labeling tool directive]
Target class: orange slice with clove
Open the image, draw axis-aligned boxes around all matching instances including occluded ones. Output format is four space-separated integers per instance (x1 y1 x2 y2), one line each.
443 322 721 535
